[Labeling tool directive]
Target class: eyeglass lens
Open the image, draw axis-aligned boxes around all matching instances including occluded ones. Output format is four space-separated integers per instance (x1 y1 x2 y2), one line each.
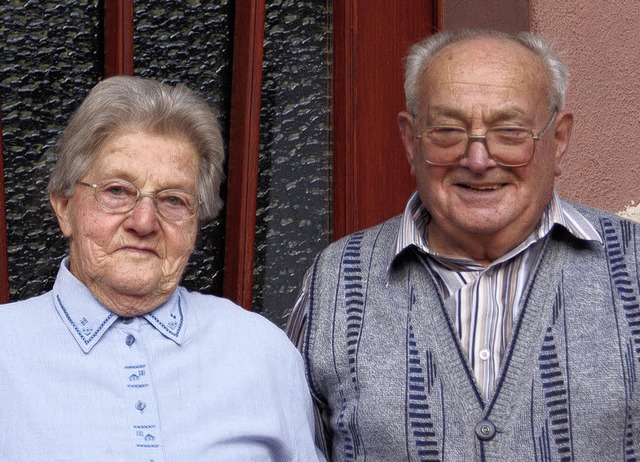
421 127 535 166
93 180 196 221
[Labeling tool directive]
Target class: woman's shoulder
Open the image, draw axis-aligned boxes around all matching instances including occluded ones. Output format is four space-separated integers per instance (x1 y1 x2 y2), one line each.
0 291 54 319
178 287 290 337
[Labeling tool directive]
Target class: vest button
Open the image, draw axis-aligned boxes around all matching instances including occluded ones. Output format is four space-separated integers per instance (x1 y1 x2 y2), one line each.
475 419 496 441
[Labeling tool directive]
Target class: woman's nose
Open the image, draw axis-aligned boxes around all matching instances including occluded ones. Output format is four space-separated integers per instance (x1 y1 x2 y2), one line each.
124 196 161 233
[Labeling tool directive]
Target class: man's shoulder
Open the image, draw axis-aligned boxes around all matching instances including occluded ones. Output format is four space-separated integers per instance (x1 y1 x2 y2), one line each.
320 214 402 255
308 215 403 283
562 199 639 227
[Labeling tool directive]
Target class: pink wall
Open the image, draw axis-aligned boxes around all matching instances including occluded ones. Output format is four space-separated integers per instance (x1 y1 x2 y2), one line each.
531 1 640 219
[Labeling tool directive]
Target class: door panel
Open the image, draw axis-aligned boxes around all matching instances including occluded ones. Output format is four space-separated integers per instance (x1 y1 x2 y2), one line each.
333 0 439 238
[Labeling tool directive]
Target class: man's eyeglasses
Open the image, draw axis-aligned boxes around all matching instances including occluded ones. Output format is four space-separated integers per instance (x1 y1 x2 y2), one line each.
415 109 558 167
77 179 199 222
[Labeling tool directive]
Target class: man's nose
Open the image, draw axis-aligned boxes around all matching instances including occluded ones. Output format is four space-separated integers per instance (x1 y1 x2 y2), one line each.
459 136 497 171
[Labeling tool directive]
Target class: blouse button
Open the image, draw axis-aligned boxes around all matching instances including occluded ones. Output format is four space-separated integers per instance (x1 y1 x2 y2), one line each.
126 334 136 347
479 349 490 361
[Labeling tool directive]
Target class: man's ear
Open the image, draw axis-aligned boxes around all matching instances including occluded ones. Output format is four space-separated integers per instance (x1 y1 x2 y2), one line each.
552 110 573 177
50 192 73 238
398 111 419 176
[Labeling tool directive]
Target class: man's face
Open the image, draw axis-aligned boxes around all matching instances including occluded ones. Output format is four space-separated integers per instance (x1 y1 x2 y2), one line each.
398 37 573 263
50 131 199 316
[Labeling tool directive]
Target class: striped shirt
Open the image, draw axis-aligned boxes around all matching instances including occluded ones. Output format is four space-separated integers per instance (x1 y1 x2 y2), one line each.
397 190 602 399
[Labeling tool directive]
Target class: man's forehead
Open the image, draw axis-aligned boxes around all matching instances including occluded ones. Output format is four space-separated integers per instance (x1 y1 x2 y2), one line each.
418 37 549 104
437 36 539 59
427 37 545 80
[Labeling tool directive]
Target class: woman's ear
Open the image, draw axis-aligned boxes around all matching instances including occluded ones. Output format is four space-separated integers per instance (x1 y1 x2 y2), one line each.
50 192 73 238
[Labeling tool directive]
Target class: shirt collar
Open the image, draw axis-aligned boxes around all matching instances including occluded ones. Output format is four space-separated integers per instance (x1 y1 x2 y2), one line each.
392 190 603 266
53 257 186 353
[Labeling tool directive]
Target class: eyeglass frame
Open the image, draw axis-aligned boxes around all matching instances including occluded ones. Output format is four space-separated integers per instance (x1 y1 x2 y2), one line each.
76 179 201 222
413 109 558 167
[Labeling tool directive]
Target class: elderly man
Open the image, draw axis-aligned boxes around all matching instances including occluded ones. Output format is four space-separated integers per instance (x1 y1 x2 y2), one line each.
0 76 324 461
287 29 640 460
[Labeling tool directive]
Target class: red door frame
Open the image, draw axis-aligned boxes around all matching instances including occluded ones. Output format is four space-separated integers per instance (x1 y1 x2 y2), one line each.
104 0 134 77
222 0 266 309
0 120 9 303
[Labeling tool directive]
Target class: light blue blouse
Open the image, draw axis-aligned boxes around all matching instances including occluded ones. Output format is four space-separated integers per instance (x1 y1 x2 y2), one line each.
0 258 324 461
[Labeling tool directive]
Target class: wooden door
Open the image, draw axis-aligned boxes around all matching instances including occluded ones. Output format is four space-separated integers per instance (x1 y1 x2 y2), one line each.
333 1 439 239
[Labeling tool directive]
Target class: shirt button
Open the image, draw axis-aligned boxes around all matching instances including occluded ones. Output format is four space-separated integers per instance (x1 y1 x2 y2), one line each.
121 317 133 325
475 419 496 441
135 400 146 411
126 334 136 346
479 349 490 361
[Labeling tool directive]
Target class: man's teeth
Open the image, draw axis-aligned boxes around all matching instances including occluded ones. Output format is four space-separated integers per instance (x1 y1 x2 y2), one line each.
464 184 501 190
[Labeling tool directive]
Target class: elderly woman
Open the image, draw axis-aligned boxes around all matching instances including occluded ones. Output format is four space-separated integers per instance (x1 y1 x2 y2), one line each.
0 76 323 461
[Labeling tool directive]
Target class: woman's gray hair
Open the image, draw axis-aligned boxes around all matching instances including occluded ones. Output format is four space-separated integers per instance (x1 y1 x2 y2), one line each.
404 29 569 116
47 75 225 221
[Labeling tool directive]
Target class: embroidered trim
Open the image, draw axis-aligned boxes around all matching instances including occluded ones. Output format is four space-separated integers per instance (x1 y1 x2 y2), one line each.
148 295 184 338
56 295 114 345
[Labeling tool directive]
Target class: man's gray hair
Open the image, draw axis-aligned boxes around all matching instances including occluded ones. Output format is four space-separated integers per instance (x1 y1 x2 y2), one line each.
404 29 569 116
47 76 225 221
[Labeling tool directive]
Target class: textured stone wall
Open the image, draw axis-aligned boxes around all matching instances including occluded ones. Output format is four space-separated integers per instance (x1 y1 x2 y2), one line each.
253 0 332 326
0 1 102 299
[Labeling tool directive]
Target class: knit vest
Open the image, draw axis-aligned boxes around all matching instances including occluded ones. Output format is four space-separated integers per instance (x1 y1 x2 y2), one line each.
303 202 640 461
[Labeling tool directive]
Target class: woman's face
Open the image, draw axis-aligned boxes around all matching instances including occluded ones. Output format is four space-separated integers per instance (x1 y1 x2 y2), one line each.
50 131 200 316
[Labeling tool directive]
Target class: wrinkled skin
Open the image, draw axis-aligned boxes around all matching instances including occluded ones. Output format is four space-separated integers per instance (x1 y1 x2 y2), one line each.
50 131 199 316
